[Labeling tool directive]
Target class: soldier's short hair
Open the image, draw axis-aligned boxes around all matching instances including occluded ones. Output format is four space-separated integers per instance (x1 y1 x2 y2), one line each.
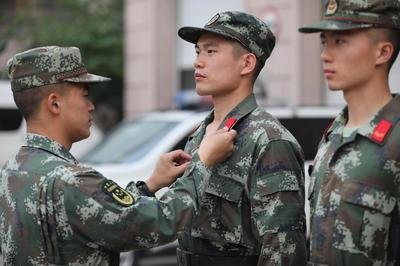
386 29 400 69
229 39 263 84
13 83 65 120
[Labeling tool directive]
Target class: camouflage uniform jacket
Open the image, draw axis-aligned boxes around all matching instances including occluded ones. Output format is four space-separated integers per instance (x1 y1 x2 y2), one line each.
308 95 400 265
177 94 307 265
0 133 211 265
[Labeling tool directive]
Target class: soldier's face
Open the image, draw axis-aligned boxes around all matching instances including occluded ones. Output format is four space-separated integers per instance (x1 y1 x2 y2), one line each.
60 83 95 144
320 29 379 92
193 33 243 97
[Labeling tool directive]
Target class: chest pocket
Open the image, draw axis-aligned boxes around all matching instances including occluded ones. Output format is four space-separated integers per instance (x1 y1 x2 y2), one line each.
192 174 245 244
334 181 396 261
205 174 244 202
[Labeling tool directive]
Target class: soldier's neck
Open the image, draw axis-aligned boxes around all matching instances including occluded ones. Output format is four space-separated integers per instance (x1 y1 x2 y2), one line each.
27 121 72 150
211 88 251 127
344 82 392 128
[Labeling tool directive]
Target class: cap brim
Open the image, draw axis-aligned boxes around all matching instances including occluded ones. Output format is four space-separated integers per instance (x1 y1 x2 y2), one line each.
178 27 204 44
63 73 111 83
178 26 243 45
298 20 373 33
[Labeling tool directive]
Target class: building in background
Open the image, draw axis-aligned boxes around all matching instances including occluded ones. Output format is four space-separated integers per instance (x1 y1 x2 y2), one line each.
124 0 400 118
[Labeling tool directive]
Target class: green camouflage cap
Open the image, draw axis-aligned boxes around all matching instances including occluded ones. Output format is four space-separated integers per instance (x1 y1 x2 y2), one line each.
178 11 275 66
7 46 111 92
299 0 400 33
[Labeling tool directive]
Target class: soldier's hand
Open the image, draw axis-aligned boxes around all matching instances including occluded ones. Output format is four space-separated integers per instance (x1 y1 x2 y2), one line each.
145 150 191 193
198 127 237 168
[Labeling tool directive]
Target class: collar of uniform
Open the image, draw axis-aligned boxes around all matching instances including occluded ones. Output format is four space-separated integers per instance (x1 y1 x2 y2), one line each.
327 94 400 145
24 133 78 164
326 107 347 139
188 112 214 141
189 94 258 141
357 94 400 145
217 93 258 130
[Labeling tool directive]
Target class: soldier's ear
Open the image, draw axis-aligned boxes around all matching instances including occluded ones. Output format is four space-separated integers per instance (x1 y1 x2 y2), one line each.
375 41 394 67
240 53 257 76
47 93 62 115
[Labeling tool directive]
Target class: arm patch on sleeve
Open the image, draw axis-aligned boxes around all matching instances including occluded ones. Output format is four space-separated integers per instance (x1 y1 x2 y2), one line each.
102 180 134 207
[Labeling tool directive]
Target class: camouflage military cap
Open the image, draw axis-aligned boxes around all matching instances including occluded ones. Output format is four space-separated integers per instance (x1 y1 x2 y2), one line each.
299 0 400 33
178 11 275 66
7 46 111 92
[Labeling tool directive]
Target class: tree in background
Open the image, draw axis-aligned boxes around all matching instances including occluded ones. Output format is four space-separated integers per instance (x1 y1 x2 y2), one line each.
0 0 123 131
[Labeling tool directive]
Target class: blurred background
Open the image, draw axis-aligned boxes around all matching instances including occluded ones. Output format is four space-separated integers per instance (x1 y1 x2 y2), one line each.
1 0 400 265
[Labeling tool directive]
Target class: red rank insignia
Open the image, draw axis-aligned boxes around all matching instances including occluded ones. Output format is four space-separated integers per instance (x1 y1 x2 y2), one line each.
323 120 334 139
371 119 392 143
224 117 237 130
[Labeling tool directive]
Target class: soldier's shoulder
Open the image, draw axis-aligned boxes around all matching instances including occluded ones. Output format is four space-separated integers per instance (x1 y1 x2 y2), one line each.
20 147 103 184
247 107 300 145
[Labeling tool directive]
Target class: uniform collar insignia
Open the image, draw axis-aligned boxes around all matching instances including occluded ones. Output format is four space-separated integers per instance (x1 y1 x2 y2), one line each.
224 117 237 130
323 120 334 141
370 119 392 143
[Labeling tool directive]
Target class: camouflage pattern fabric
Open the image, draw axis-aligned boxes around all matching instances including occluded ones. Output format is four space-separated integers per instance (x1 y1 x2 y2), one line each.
308 95 400 265
176 94 307 265
299 0 400 33
178 11 275 66
7 46 111 92
0 133 211 265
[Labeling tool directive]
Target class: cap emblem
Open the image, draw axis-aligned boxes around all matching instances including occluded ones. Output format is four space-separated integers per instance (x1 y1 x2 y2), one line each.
326 0 338 16
206 14 220 26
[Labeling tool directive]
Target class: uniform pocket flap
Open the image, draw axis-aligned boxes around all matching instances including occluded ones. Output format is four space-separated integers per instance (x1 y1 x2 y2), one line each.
258 171 300 196
342 182 396 215
205 175 243 203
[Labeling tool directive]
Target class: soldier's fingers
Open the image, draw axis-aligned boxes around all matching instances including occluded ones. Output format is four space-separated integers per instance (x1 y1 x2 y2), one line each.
168 149 191 161
178 151 192 161
174 161 190 173
216 127 229 133
175 156 191 165
227 129 237 139
167 149 182 157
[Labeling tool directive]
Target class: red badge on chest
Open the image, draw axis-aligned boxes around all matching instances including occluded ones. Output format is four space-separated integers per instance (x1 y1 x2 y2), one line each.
371 119 392 143
224 117 237 130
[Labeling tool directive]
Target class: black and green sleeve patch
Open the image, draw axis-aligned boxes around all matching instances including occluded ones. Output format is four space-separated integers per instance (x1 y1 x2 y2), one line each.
102 180 134 207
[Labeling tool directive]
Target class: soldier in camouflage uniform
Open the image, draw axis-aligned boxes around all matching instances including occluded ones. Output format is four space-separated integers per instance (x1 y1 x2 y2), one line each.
299 0 400 265
0 46 237 265
174 11 307 265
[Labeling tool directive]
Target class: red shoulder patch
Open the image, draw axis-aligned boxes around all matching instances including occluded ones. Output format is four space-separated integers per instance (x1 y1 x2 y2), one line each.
224 117 237 130
371 119 392 143
323 120 334 140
